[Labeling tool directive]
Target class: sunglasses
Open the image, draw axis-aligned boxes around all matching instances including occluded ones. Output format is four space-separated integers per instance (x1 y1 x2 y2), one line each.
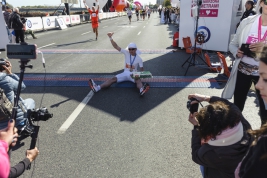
128 48 136 51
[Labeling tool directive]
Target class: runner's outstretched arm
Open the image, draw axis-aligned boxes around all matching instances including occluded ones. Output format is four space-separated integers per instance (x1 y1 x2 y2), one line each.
83 0 89 10
96 0 100 11
107 32 121 51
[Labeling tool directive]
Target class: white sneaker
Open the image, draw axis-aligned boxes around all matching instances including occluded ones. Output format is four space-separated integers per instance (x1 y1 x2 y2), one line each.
88 79 98 93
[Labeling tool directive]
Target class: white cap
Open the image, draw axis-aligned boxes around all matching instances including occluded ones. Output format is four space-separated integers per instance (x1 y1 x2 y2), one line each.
128 43 137 49
127 43 141 55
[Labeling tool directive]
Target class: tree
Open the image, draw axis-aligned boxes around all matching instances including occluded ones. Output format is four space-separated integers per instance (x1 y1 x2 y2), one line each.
153 4 159 9
163 0 171 7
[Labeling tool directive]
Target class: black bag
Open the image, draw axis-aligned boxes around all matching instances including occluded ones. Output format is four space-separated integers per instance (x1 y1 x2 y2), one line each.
0 88 13 121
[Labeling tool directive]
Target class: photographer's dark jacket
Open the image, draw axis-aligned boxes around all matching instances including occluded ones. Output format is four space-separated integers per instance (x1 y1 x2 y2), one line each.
0 73 32 129
191 97 252 178
8 12 23 30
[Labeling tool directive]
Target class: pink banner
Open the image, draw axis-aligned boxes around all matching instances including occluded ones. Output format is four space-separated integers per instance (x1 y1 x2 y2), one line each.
191 0 219 17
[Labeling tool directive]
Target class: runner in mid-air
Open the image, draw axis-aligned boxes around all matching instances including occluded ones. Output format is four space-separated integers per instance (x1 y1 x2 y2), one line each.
84 0 99 40
89 32 150 96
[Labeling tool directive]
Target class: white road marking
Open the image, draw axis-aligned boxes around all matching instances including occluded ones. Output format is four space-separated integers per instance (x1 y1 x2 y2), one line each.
143 26 145 28
137 31 141 35
57 91 94 134
103 26 108 28
37 43 55 49
117 26 136 28
81 31 91 35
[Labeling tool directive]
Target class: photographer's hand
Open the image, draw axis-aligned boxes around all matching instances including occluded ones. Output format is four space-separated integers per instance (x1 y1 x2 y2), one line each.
188 93 210 103
0 119 17 151
188 112 199 126
3 61 12 75
26 147 39 162
249 42 264 53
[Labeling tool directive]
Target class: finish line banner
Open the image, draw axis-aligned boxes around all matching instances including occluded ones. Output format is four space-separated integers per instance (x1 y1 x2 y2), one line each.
179 0 241 52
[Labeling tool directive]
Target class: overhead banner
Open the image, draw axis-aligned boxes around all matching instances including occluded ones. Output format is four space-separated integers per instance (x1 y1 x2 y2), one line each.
61 0 78 4
179 0 240 52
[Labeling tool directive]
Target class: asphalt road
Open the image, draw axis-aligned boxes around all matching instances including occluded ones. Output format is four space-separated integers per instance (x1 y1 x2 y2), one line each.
0 13 261 178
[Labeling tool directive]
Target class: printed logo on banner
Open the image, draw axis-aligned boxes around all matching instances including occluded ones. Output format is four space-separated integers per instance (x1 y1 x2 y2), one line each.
59 19 63 25
197 26 211 43
27 20 32 28
191 0 219 17
66 17 70 22
76 16 79 20
47 18 51 26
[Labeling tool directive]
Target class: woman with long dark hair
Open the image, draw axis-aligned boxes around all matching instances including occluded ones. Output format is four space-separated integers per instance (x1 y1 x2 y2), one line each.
234 45 267 178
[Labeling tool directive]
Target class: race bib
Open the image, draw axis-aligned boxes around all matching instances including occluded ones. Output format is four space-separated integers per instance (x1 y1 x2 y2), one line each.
92 13 97 17
246 36 258 44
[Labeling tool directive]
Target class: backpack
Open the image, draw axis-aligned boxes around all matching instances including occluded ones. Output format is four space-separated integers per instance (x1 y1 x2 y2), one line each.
0 88 13 121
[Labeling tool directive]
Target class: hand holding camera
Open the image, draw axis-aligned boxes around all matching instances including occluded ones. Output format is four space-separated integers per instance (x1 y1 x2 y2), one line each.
0 59 12 75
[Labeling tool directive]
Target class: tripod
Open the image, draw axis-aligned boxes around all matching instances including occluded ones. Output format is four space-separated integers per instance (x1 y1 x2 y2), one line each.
181 0 208 76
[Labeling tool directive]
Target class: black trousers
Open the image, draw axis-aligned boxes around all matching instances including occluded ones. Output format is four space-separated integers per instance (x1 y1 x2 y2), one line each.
234 70 267 125
14 29 25 43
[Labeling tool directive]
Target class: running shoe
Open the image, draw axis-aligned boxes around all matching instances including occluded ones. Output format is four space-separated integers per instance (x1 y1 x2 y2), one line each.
89 79 98 93
140 83 150 96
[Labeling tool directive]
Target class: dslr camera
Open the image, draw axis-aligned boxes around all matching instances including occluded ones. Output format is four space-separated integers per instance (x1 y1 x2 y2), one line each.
28 107 53 122
187 98 199 114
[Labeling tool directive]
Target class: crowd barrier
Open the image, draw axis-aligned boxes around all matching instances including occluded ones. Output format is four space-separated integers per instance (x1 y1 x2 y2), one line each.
25 12 127 31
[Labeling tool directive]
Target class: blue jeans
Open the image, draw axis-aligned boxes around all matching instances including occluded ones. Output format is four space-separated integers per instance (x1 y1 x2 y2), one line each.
200 165 204 177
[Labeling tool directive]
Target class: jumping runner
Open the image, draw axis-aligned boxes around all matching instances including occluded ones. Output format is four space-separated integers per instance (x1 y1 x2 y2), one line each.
89 32 150 96
84 0 99 40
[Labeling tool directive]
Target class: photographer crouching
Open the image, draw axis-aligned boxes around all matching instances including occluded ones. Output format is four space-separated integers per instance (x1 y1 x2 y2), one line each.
0 59 35 135
187 94 253 178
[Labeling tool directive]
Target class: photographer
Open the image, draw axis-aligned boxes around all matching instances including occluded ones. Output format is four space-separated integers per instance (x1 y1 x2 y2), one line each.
0 59 35 134
188 94 252 178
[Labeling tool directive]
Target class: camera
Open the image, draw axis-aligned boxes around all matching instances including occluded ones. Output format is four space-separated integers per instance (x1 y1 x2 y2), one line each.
0 58 9 71
28 107 53 122
21 17 27 24
187 98 199 114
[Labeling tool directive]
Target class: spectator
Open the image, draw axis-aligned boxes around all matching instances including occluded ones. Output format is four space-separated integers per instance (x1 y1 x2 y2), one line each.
62 7 67 15
2 5 12 43
0 59 35 135
188 94 252 178
8 7 25 44
234 45 267 178
222 0 267 125
236 1 256 29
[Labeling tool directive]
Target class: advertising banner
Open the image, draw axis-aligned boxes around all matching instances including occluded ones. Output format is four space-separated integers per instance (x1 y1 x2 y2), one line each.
56 17 68 30
58 15 71 25
25 17 43 31
42 16 57 29
179 0 239 52
70 15 80 24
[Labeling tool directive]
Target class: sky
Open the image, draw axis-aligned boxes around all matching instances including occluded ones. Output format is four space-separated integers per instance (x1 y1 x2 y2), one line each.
6 0 157 7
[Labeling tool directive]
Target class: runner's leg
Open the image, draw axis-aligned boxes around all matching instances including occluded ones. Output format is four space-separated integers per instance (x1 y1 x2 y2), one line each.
100 77 117 89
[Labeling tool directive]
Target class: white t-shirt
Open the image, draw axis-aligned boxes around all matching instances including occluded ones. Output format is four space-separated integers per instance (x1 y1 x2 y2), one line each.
127 11 132 16
241 15 267 67
120 49 143 72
